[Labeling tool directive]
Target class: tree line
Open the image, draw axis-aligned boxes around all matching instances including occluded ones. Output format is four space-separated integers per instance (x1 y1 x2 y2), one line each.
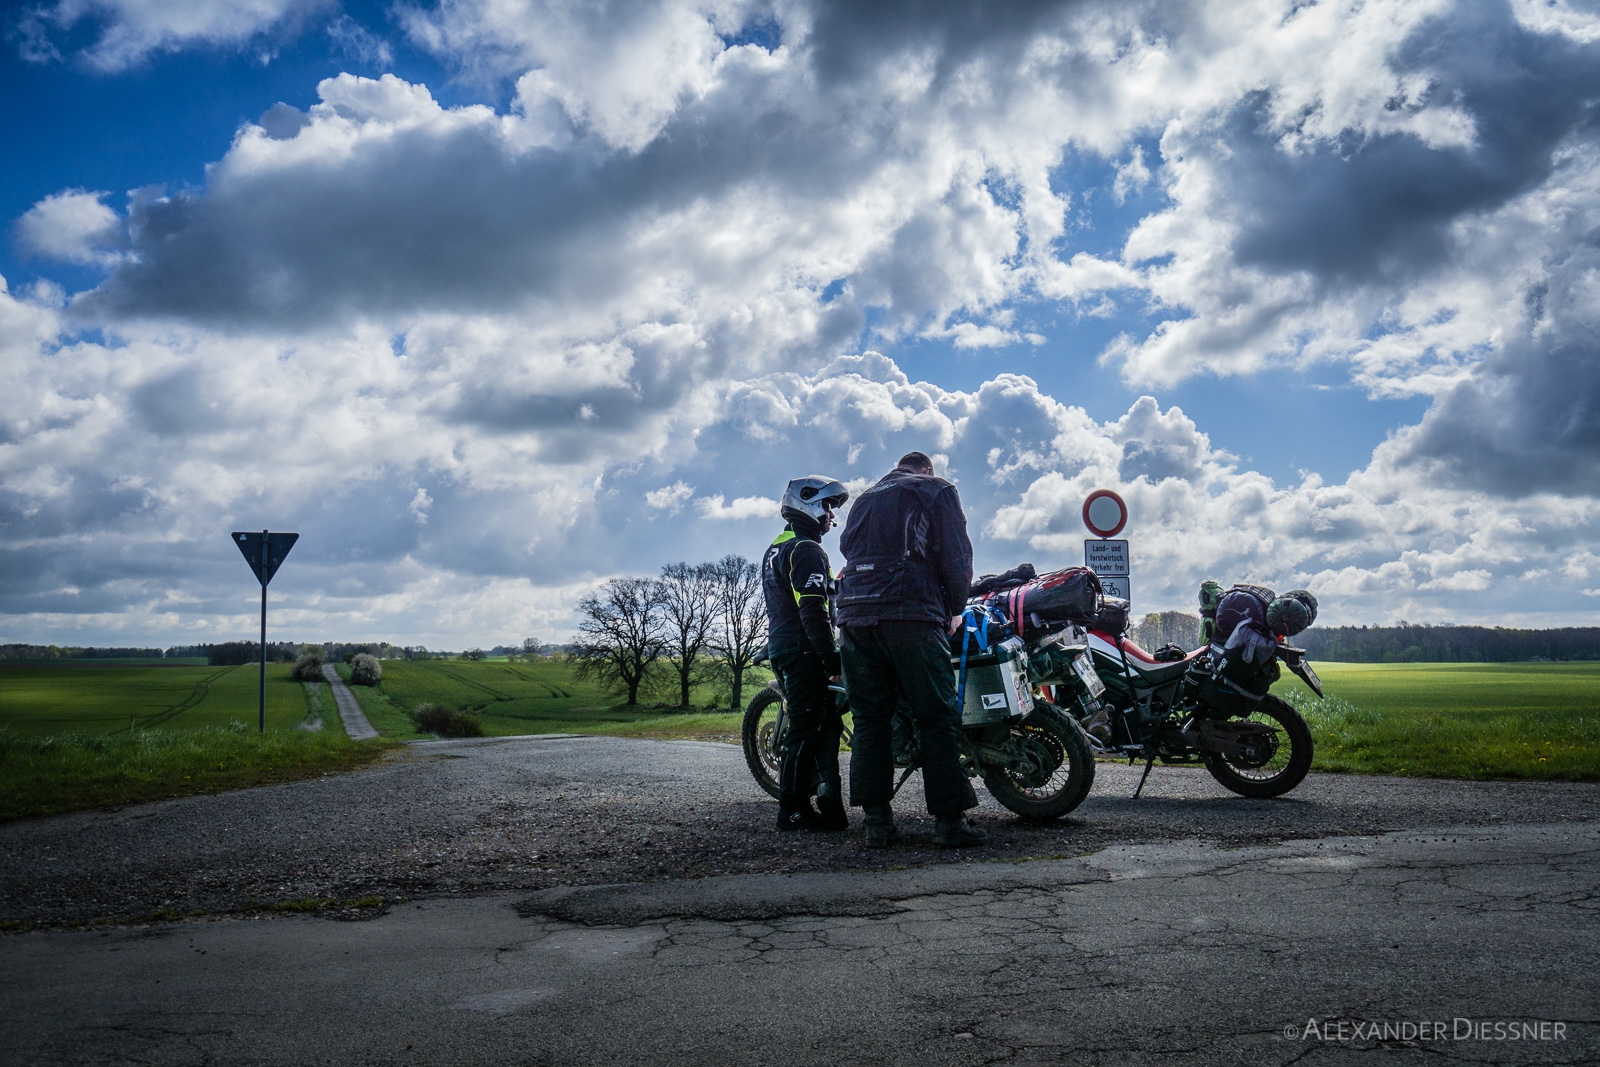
571 554 767 709
1123 615 1600 662
1295 624 1600 663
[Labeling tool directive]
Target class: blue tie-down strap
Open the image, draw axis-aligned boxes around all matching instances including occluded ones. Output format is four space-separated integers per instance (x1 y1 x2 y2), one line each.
954 606 996 713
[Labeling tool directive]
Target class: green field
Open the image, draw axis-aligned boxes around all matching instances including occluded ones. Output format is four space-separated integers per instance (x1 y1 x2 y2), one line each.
1278 661 1600 780
0 663 392 820
2 658 1594 821
0 663 312 734
338 657 769 740
348 659 1600 780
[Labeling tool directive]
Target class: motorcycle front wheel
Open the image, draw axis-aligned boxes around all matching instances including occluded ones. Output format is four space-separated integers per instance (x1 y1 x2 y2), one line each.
742 683 784 800
981 702 1096 820
1202 695 1314 798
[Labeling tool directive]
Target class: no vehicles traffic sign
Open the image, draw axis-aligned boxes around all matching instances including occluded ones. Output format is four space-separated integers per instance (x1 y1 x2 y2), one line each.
1082 489 1130 604
1081 489 1127 538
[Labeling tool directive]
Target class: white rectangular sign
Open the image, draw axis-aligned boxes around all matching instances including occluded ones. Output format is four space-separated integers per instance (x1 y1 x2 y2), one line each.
1098 575 1131 601
1084 539 1129 576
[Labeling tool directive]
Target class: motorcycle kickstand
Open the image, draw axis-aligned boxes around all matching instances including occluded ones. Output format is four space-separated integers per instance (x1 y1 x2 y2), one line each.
890 764 918 799
1132 754 1156 799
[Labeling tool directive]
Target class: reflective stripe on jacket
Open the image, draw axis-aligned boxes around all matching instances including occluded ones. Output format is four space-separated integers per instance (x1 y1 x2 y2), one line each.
761 521 839 669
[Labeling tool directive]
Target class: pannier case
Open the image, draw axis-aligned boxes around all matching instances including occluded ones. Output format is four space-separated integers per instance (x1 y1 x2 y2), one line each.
955 635 1035 725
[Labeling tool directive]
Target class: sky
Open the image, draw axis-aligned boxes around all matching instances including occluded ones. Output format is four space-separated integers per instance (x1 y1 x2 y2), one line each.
2 0 1598 649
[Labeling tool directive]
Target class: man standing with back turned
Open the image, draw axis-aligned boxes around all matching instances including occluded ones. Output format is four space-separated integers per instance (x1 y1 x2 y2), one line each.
835 452 986 848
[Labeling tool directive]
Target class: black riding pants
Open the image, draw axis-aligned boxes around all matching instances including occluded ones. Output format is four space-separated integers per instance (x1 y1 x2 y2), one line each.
770 646 843 795
840 621 977 818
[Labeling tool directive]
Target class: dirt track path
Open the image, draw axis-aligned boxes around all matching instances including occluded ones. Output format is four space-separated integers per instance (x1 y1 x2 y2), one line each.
321 663 377 739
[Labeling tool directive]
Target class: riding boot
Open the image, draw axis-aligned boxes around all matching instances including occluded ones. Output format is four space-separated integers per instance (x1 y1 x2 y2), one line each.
811 735 847 830
814 777 848 831
933 815 988 848
862 803 900 848
777 741 824 832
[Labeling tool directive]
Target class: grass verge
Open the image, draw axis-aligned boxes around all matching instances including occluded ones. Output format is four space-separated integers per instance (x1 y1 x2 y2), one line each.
1280 683 1600 780
0 722 398 821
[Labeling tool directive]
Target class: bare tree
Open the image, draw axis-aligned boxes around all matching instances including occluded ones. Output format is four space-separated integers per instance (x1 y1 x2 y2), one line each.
572 577 667 706
658 561 718 707
521 636 542 657
706 554 768 710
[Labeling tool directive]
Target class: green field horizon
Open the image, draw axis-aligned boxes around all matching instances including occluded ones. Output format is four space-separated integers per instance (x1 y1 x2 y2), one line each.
2 659 1596 810
0 663 313 735
333 657 767 741
1276 661 1599 780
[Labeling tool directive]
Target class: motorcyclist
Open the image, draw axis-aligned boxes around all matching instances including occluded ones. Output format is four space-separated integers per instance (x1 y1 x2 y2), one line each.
834 452 986 848
761 475 850 831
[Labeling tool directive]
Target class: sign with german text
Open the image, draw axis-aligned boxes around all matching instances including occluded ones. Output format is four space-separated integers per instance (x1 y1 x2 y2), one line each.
1084 539 1129 576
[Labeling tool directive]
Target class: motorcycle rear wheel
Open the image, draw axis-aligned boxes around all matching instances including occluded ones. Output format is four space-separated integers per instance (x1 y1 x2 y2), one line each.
1202 695 1314 798
981 702 1096 819
742 683 784 800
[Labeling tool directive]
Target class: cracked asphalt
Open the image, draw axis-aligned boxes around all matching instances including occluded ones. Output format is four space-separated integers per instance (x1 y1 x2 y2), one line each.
3 735 1598 1063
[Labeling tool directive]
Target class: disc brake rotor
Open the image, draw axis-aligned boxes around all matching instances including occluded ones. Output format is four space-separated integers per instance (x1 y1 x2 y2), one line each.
1227 724 1280 769
1010 727 1064 789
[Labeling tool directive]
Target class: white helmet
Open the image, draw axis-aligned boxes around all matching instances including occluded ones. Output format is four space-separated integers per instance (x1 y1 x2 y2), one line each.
780 475 848 525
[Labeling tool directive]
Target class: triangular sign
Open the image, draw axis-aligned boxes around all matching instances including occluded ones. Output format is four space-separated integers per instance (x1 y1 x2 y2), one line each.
232 531 298 587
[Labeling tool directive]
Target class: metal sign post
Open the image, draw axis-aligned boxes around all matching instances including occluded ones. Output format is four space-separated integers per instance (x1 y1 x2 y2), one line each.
232 531 299 732
1082 490 1130 606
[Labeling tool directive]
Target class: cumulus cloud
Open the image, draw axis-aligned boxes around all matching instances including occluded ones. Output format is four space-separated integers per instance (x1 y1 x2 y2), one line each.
645 481 695 514
14 190 123 265
697 494 779 521
7 0 1600 642
13 0 327 71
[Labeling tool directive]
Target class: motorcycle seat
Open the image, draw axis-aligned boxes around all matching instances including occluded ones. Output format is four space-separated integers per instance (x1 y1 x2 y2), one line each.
1088 631 1206 686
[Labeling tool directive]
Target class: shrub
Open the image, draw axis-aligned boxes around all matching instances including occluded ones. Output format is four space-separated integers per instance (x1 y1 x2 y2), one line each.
349 653 382 686
411 703 484 738
290 651 325 682
464 647 487 661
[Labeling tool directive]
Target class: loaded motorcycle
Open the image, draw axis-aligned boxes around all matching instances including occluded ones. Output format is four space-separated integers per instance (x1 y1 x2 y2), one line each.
743 567 1322 810
1028 598 1320 798
743 635 1097 820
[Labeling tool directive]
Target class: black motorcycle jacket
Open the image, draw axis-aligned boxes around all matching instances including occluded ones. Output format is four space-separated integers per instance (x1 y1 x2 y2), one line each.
835 465 973 627
762 515 840 673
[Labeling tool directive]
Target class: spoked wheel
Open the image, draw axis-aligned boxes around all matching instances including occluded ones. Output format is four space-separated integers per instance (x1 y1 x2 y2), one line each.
742 683 785 799
981 702 1096 819
1202 695 1314 798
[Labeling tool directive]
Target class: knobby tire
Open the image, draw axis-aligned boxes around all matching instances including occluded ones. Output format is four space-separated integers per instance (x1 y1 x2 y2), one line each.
742 683 784 800
981 702 1096 819
1201 694 1314 798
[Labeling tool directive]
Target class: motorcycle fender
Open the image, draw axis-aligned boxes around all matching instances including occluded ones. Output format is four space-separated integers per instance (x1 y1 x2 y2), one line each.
1289 658 1324 698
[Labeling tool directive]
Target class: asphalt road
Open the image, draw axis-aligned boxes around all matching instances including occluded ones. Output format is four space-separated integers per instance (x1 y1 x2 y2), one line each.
3 736 1598 1064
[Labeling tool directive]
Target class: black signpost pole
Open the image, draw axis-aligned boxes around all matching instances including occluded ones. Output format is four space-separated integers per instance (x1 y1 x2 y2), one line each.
233 529 297 734
259 528 268 733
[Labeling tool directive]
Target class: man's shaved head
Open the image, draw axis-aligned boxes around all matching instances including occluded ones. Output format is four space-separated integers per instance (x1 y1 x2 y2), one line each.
896 451 934 474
